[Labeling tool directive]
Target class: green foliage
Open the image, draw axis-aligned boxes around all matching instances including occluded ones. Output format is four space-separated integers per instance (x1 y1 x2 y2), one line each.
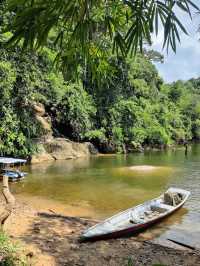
85 129 106 143
0 38 200 155
5 0 199 82
0 61 16 102
112 127 125 153
0 47 52 156
0 232 27 265
126 257 134 266
0 1 200 156
147 125 170 146
56 83 96 140
0 107 27 156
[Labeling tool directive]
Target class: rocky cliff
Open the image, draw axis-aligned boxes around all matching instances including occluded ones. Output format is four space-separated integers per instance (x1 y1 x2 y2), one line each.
31 103 98 164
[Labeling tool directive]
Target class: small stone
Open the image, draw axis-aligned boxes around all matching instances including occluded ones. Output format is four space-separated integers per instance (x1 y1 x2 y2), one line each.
33 226 40 233
26 251 34 258
70 244 78 250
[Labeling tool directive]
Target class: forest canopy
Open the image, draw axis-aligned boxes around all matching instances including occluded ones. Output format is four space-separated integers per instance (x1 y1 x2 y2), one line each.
0 0 200 156
5 0 199 78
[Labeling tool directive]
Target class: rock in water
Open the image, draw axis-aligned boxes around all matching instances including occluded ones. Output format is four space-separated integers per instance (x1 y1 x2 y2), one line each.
31 138 98 163
129 165 157 171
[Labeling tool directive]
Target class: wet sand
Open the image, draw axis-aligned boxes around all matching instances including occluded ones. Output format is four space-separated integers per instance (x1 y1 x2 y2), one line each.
1 196 200 266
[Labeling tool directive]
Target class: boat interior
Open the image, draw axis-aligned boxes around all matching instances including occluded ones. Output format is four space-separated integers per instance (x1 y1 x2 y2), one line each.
86 190 186 236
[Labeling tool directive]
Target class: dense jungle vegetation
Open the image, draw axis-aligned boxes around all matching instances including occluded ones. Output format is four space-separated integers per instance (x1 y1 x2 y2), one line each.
0 1 200 156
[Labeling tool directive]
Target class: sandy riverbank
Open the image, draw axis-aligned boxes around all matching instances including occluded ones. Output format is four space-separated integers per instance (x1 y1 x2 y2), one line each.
0 196 199 266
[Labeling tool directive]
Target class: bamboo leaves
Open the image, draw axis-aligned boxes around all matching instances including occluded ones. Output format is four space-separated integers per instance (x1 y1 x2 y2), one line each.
5 0 200 75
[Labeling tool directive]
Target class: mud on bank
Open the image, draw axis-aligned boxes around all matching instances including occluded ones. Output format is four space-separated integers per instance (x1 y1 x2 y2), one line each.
1 199 199 266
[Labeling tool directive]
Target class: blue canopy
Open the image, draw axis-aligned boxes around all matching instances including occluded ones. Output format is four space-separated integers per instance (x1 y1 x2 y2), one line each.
0 157 27 164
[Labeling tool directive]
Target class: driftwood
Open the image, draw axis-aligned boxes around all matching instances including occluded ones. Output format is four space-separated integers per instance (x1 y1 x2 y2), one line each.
0 175 15 227
168 238 195 250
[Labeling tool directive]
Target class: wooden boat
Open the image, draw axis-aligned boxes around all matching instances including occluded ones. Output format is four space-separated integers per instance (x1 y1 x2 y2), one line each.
81 187 190 241
1 169 27 182
0 157 27 182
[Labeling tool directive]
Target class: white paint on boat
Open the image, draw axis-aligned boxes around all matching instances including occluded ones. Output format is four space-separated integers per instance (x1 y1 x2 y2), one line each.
81 188 190 240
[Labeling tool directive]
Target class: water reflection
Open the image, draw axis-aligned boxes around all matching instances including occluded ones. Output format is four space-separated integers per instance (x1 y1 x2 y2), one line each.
29 157 91 174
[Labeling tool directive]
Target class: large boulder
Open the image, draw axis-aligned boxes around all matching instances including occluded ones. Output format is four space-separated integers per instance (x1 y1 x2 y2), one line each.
44 138 91 160
31 138 98 163
31 152 54 164
31 143 55 164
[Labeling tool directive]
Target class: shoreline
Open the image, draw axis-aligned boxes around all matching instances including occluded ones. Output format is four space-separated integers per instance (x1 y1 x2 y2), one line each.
29 141 193 164
1 197 200 266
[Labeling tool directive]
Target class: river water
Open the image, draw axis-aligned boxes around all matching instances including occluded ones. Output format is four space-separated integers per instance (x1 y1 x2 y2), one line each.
11 145 200 248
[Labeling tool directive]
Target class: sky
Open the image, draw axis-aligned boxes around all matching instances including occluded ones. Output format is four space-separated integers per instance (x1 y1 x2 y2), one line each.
152 2 200 83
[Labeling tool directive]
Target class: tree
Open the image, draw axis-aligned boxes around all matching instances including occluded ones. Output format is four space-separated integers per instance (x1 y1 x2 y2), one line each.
5 0 199 77
56 83 96 141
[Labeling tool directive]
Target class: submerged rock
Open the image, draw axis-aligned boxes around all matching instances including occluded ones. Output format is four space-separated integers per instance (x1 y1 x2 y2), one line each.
129 165 159 171
115 165 174 177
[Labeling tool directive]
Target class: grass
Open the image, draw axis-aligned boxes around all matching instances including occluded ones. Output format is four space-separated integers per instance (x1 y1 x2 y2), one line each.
126 257 166 266
0 232 27 266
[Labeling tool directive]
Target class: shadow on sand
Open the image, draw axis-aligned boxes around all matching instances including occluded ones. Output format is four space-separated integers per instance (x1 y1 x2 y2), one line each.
18 211 200 266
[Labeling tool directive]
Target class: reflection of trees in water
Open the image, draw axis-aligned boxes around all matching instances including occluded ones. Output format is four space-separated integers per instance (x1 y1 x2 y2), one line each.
28 157 91 174
12 158 178 219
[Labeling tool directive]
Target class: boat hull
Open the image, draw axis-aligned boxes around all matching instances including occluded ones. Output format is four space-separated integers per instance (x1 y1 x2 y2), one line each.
81 188 190 241
82 203 184 242
0 172 26 182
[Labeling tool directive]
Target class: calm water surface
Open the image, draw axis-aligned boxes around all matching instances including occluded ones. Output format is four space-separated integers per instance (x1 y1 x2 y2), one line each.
12 145 200 247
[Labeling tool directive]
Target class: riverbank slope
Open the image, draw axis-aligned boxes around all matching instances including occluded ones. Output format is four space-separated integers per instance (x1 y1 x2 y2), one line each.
2 197 200 266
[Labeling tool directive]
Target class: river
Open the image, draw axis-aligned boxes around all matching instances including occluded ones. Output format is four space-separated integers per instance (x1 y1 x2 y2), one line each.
11 144 200 248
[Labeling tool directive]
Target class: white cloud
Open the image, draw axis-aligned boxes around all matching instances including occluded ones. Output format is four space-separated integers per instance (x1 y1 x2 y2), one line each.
151 3 200 82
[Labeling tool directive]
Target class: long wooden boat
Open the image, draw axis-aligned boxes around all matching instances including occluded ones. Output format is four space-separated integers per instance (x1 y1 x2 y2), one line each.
81 187 190 241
